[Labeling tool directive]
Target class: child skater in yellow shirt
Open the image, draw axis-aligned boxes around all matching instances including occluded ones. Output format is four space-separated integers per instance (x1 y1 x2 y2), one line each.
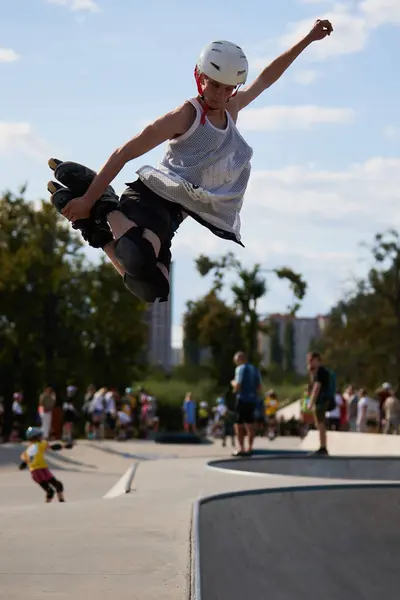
19 426 65 503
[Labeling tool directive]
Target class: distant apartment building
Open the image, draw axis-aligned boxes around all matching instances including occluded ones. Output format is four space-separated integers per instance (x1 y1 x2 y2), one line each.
145 264 173 371
258 313 327 375
171 347 184 366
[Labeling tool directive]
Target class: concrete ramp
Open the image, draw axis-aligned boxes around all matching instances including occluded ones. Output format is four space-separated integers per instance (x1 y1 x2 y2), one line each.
301 431 400 456
194 485 400 600
209 456 400 481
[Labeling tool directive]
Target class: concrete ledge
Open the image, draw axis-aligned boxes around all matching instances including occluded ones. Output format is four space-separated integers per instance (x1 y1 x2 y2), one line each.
103 462 138 499
301 430 400 455
191 482 400 600
207 455 400 481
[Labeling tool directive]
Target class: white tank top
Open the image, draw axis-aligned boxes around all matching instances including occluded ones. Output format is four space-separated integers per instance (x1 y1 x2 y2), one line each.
136 98 253 243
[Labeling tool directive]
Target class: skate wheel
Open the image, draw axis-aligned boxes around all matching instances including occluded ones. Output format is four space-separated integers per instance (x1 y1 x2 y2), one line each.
47 180 65 194
48 157 62 171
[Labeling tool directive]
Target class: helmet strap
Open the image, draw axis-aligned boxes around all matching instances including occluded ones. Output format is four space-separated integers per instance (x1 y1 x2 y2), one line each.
194 67 242 124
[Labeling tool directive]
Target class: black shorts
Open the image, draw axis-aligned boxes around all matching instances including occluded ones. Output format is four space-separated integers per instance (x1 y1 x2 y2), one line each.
235 401 256 425
122 178 244 248
63 411 76 424
121 179 183 243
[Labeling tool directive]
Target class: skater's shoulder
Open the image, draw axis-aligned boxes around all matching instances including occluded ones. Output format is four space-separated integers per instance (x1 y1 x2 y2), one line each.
142 100 197 141
166 99 197 136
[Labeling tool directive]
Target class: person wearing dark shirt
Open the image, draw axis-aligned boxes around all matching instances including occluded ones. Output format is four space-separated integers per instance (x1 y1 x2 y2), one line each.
307 352 333 456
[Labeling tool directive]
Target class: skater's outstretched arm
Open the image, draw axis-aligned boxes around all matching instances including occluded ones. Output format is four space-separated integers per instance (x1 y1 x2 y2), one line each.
235 19 333 111
62 102 196 222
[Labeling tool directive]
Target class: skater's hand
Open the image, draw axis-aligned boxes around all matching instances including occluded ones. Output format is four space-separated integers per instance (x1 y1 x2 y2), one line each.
62 195 92 222
307 19 333 42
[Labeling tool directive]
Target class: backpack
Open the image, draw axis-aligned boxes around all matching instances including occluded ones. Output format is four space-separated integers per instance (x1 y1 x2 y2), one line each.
324 369 337 412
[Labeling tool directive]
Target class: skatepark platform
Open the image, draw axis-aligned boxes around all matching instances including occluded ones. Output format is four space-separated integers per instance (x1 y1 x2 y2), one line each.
208 455 400 481
1 434 400 599
194 485 400 600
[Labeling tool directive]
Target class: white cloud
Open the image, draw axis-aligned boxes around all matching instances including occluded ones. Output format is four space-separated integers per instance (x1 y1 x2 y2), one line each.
46 0 99 12
0 48 20 63
238 104 355 131
280 10 370 61
244 158 400 222
361 0 400 27
0 122 50 160
172 156 400 320
292 69 319 84
383 125 399 139
278 1 400 62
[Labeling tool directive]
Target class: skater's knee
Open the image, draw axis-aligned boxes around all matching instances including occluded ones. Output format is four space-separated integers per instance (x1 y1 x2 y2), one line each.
157 243 172 273
124 267 170 303
46 486 55 501
114 227 156 276
119 187 174 245
50 477 64 493
54 479 64 493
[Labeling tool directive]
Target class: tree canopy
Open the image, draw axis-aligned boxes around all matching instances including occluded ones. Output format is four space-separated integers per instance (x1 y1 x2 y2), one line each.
0 188 148 426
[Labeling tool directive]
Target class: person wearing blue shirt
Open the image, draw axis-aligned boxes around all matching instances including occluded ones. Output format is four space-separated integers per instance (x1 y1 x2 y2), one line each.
182 392 197 434
231 351 262 456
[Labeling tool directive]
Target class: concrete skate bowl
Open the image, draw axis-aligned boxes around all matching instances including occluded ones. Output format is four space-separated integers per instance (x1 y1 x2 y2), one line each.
0 444 25 468
208 455 400 481
192 484 400 600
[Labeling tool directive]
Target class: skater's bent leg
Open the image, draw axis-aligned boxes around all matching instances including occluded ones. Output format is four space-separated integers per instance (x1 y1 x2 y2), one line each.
124 264 169 303
107 210 137 239
103 241 125 277
123 241 171 303
142 229 161 257
110 216 161 278
107 211 161 256
103 239 170 304
49 476 65 502
39 481 55 503
156 262 169 282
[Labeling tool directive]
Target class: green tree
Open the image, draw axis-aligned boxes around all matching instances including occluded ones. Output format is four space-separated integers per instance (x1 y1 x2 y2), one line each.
195 253 307 364
183 291 244 386
0 188 148 432
317 230 400 389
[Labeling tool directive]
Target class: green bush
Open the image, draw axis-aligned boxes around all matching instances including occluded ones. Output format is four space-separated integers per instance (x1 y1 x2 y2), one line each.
136 377 217 431
134 376 307 431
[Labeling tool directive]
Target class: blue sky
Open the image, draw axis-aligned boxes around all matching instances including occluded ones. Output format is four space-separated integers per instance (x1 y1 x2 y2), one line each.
2 0 400 347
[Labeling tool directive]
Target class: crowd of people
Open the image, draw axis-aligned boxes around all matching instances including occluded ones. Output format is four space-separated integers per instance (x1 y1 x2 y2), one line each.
0 385 159 443
2 353 400 452
300 378 400 435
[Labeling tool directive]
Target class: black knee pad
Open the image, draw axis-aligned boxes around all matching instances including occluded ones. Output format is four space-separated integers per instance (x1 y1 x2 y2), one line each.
124 268 170 303
157 243 172 271
114 227 156 277
46 487 55 501
53 479 64 493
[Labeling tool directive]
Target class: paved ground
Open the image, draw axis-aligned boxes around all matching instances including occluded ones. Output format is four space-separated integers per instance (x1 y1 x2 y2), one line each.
197 486 400 600
1 433 399 599
209 455 400 481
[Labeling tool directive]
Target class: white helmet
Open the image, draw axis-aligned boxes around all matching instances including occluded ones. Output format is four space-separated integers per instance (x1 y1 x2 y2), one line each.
196 40 248 87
